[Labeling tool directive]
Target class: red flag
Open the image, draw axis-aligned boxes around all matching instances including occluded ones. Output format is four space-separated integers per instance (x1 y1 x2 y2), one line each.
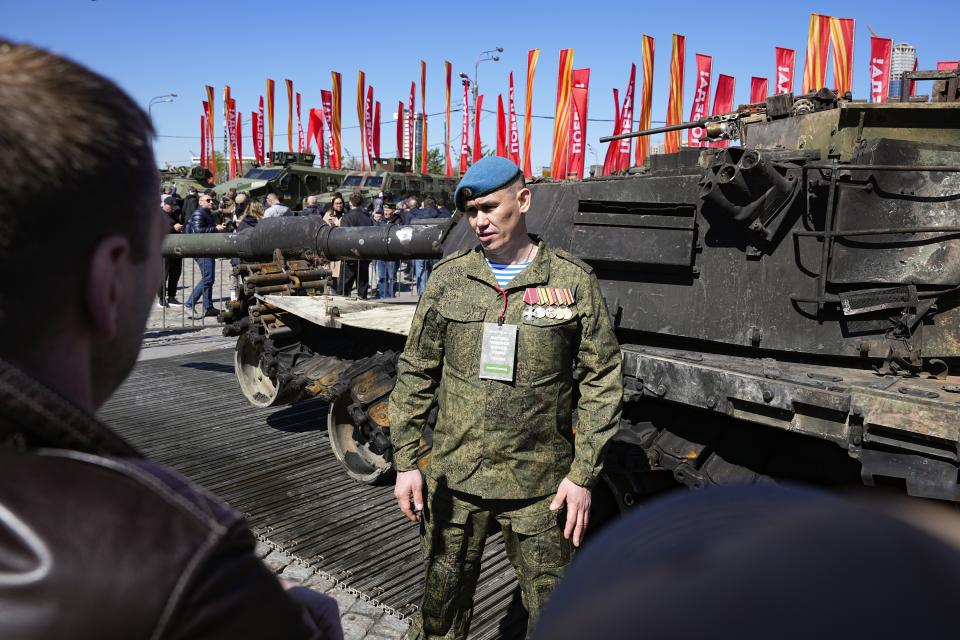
296 92 304 153
636 34 654 168
568 68 589 180
306 108 318 153
709 74 735 149
472 94 484 163
665 34 685 154
258 96 265 164
236 109 243 172
711 74 736 113
356 71 366 169
265 79 274 162
227 95 237 178
251 112 262 165
285 79 294 153
687 54 713 148
750 77 769 103
870 36 893 103
373 100 381 160
615 64 636 172
459 78 470 174
937 61 960 70
321 89 336 168
775 47 796 94
602 88 621 176
200 114 207 169
508 72 521 166
909 57 919 97
306 109 322 159
330 73 343 169
420 60 428 174
224 87 233 178
802 13 831 93
408 81 415 170
551 48 575 180
829 17 855 94
523 49 540 178
397 101 405 160
364 85 374 165
204 86 215 179
317 106 325 167
445 61 453 176
496 95 506 158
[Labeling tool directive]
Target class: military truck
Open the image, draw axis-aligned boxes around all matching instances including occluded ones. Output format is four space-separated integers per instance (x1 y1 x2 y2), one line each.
315 158 458 208
160 165 215 195
214 152 348 209
164 68 960 517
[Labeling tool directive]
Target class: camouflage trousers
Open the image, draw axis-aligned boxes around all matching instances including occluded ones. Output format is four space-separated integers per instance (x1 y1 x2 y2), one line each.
403 479 572 640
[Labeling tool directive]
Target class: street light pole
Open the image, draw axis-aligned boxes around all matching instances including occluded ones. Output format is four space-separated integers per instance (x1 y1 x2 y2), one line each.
472 48 503 152
148 93 178 121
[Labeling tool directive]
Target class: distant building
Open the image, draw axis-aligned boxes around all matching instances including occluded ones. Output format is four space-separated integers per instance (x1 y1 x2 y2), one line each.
888 42 917 100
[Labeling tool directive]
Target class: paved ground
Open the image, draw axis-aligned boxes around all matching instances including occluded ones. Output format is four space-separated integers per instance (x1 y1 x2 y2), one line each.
253 543 410 640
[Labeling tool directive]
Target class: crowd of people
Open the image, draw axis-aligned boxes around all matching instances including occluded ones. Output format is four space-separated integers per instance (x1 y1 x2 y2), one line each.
159 184 453 314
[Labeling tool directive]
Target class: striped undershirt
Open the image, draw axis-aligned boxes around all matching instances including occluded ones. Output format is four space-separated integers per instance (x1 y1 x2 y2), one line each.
485 260 531 288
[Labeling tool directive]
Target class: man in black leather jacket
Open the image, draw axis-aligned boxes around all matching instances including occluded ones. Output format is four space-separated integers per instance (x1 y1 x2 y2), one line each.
0 39 335 639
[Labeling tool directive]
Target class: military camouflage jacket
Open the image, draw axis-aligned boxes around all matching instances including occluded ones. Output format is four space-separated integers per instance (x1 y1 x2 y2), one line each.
389 240 623 499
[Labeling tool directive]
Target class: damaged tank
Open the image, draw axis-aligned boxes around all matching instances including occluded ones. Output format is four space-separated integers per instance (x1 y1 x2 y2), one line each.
163 68 960 511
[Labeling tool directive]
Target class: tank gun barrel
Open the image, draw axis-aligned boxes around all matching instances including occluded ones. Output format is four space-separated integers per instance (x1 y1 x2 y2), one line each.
162 216 448 260
599 119 708 143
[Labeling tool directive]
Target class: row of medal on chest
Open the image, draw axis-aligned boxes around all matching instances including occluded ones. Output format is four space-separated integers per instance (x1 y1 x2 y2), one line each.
522 287 575 320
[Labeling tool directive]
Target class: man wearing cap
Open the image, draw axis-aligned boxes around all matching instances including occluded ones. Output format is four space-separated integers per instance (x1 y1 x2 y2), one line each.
389 156 622 639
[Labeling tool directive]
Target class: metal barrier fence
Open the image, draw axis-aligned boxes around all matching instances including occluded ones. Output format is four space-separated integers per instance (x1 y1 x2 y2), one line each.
154 255 232 330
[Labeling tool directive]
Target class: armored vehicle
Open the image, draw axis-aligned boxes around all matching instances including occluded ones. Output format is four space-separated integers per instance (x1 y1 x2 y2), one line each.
214 152 348 209
164 69 960 513
160 165 215 195
314 158 458 208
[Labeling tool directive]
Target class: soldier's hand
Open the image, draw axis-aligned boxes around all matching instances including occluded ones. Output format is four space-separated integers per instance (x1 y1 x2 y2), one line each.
394 469 424 523
550 478 591 548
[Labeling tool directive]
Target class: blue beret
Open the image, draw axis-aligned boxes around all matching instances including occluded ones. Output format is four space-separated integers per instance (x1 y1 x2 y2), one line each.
454 156 523 211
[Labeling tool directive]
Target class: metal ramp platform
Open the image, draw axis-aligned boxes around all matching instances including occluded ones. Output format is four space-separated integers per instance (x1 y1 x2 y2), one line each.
100 346 524 639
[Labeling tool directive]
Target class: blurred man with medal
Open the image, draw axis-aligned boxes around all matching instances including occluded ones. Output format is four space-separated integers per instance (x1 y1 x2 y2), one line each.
389 156 622 639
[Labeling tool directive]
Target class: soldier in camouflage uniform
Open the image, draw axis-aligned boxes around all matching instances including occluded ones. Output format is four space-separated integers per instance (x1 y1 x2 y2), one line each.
389 157 622 639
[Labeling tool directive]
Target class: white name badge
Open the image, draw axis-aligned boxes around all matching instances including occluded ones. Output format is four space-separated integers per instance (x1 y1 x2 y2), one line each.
479 322 518 382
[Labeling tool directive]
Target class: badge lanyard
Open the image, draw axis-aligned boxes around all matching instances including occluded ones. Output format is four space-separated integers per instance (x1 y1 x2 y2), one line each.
492 284 509 326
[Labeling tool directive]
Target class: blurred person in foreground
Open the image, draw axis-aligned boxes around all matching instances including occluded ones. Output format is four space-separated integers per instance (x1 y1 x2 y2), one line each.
0 39 341 640
533 484 960 640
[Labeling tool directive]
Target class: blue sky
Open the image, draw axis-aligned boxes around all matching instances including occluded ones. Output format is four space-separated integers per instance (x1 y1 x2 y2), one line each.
4 0 956 172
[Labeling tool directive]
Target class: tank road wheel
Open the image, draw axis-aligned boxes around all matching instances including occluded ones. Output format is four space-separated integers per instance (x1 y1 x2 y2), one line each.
234 331 287 408
327 393 394 484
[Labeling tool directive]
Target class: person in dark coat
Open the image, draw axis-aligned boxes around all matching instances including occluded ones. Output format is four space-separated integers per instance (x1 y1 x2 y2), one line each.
158 196 183 307
184 193 225 318
338 191 372 298
375 201 402 298
182 187 199 219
